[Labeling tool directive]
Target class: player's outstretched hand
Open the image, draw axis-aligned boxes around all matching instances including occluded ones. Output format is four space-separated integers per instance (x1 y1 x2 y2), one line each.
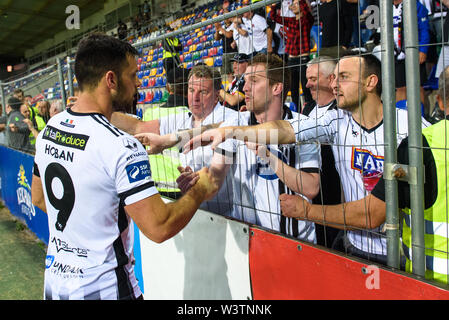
194 167 220 201
176 166 199 194
279 193 310 220
135 132 170 155
183 127 228 153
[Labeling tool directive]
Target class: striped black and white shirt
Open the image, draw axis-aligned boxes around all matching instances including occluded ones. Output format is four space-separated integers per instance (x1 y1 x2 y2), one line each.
288 108 430 255
224 108 319 242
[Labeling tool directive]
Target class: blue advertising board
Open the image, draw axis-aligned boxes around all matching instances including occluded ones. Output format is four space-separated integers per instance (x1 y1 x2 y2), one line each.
0 145 49 244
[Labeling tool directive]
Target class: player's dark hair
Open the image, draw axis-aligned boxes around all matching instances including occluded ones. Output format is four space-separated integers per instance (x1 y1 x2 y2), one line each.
74 33 138 91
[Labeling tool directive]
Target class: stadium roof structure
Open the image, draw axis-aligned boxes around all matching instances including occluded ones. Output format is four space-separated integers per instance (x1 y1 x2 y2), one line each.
0 0 104 62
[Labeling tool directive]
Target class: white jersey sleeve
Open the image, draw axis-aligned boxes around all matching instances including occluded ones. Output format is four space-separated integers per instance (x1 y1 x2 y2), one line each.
287 109 347 144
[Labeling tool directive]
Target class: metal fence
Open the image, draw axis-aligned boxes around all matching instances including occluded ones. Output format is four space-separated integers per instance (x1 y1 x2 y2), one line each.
0 0 447 286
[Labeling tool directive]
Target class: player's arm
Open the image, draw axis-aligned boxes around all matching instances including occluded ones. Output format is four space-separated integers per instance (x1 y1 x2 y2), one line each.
273 161 319 200
280 193 386 230
125 167 219 243
134 122 223 154
246 142 319 199
111 112 160 135
31 174 47 213
183 120 296 152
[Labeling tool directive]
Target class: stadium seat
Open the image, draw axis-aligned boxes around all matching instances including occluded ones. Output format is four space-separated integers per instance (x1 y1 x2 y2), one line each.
204 57 214 67
213 56 222 67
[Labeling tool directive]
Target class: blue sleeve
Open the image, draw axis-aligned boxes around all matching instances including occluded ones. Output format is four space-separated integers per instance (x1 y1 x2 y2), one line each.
417 0 430 54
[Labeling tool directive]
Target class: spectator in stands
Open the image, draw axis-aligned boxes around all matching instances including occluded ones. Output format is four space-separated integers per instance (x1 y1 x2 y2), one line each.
281 66 449 284
301 56 341 248
266 12 287 62
111 64 239 217
49 100 64 118
242 4 273 55
230 15 253 56
186 54 430 264
20 103 39 144
162 27 182 73
222 0 231 11
393 0 430 112
36 100 50 131
6 97 32 152
221 56 235 92
14 89 39 134
117 19 128 40
317 0 353 53
24 94 33 107
219 53 249 111
13 88 24 101
214 11 237 56
270 0 314 111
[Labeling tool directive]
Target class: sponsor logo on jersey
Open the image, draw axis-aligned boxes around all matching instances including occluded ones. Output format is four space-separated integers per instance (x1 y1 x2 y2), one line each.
351 147 384 174
16 164 36 220
255 148 288 180
51 237 89 258
46 257 84 278
45 255 55 269
60 119 75 128
125 160 151 183
43 125 89 150
126 151 147 162
123 137 138 152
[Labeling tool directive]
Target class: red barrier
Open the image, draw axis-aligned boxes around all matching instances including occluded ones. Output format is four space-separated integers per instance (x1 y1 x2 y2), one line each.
249 227 449 300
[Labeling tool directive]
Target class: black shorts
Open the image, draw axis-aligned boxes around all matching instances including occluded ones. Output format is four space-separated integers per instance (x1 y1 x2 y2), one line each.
395 59 427 88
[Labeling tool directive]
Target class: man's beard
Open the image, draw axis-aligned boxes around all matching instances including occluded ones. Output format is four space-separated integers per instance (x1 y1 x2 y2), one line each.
338 89 367 113
111 81 136 114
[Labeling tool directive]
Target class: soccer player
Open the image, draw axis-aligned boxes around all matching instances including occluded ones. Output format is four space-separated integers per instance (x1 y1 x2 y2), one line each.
31 33 218 300
185 54 430 264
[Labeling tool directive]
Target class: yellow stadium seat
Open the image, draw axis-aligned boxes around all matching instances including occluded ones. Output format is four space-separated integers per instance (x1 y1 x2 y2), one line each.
204 57 214 66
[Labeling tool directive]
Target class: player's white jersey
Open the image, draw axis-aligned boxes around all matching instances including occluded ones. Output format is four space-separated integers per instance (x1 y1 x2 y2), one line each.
288 108 430 255
159 103 243 216
225 109 319 242
34 109 158 300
